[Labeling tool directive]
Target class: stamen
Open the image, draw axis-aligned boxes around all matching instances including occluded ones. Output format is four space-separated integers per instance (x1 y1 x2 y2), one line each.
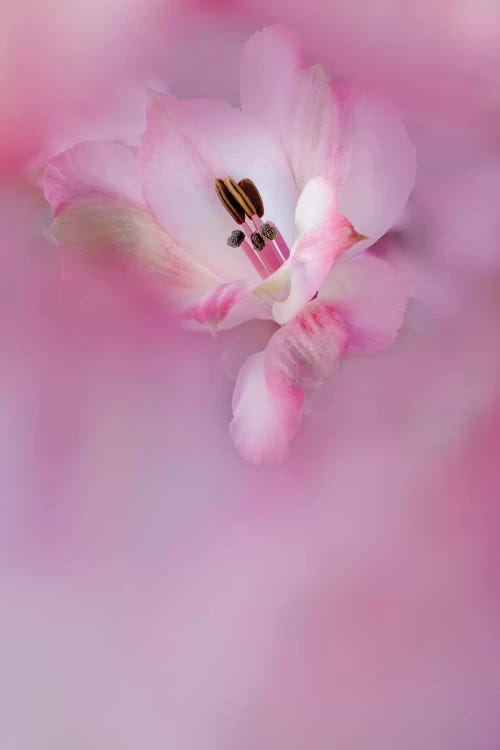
224 177 257 219
261 222 277 241
250 232 265 251
215 178 245 224
273 228 291 261
227 229 245 248
214 175 291 280
241 239 268 278
251 217 283 271
238 179 264 218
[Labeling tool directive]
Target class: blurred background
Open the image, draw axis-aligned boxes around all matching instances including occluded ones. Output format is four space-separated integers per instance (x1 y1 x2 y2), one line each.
0 0 499 747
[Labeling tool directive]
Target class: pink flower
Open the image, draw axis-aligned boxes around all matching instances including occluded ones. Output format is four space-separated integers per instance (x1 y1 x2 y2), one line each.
42 25 416 463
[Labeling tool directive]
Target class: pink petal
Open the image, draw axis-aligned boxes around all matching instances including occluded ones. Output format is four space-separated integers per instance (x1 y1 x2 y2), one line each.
230 302 348 463
281 64 338 191
319 253 409 356
240 25 303 137
42 141 145 216
335 85 417 253
270 177 362 325
48 200 220 300
241 29 416 250
140 92 296 282
241 26 338 193
229 352 304 464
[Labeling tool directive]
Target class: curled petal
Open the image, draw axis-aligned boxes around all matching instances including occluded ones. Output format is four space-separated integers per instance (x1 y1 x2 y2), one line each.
319 253 409 356
230 302 347 463
294 174 338 237
42 141 145 216
270 177 363 325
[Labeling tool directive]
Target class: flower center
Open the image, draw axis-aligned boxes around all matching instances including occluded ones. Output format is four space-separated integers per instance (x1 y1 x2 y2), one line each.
215 177 290 279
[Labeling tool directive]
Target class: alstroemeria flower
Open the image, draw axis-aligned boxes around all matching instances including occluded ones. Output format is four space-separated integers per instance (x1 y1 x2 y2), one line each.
42 26 416 463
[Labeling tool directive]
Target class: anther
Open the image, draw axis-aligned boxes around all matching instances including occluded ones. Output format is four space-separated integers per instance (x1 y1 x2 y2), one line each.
227 229 245 248
260 222 277 241
224 177 256 219
238 179 264 218
215 178 245 224
251 232 265 251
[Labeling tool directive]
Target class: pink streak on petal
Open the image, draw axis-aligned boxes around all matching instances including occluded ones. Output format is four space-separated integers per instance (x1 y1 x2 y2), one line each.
182 279 250 330
265 301 349 392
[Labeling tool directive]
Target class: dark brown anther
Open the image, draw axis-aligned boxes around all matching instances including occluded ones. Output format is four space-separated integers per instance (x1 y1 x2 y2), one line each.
227 229 245 248
238 178 264 218
215 178 245 224
250 232 265 251
224 177 257 218
260 222 276 241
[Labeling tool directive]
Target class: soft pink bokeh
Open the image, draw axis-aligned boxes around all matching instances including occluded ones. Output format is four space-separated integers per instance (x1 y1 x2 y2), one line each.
1 1 500 747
